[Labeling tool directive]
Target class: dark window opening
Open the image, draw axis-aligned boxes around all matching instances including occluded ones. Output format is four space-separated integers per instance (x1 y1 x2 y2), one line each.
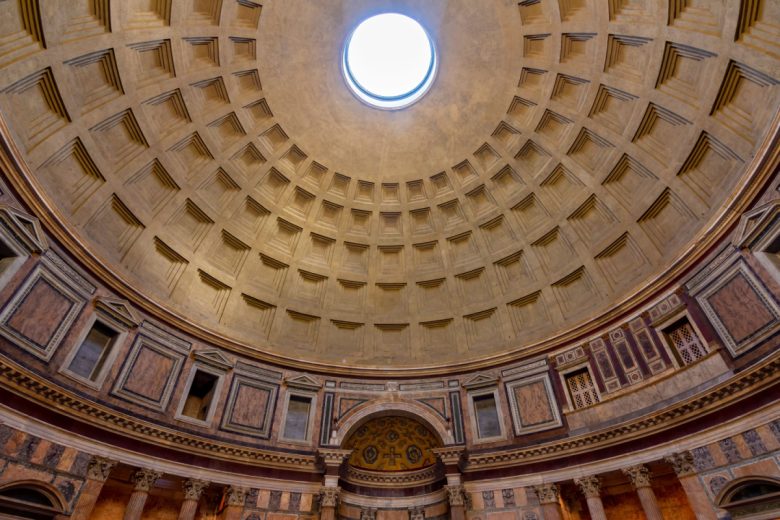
283 395 312 441
473 393 501 438
663 317 707 366
67 322 119 381
565 368 600 409
762 232 780 272
182 369 219 421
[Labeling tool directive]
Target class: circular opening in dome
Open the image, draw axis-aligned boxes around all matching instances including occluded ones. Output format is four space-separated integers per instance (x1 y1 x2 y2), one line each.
343 13 437 110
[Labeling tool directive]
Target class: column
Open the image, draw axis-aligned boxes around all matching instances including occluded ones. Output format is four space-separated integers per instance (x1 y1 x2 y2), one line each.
317 448 352 520
123 468 161 520
221 486 248 520
433 447 467 520
319 486 340 520
71 456 117 520
444 485 467 520
623 464 663 520
532 484 563 520
665 451 718 520
574 475 607 520
178 479 209 520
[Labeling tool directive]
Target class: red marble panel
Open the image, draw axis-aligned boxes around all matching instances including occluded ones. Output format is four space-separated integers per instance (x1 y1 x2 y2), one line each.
514 381 553 427
122 345 175 402
6 279 73 348
707 273 775 344
231 383 271 428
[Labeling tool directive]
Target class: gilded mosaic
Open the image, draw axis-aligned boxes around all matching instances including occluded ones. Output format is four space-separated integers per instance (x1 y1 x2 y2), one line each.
344 416 439 471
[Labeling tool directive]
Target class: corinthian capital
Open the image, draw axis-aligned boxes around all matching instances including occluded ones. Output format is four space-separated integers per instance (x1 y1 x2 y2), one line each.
532 483 560 504
622 464 652 489
130 468 162 492
445 485 467 507
665 451 696 477
182 479 209 501
226 486 248 507
319 486 340 508
86 456 117 482
574 475 601 498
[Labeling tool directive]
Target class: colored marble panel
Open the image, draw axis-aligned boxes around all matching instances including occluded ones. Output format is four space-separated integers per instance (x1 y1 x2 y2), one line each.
5 278 72 348
122 345 175 402
231 383 271 428
513 381 554 427
706 272 775 344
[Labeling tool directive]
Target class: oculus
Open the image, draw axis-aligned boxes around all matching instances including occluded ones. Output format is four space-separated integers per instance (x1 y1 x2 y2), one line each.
343 13 437 109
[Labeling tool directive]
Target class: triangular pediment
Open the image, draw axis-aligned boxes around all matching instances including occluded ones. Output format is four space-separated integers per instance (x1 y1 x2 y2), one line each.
193 349 233 370
95 297 140 328
734 199 780 248
461 373 498 389
285 374 322 390
0 205 48 253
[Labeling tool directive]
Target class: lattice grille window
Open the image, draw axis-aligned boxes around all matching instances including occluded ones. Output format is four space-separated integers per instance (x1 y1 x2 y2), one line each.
565 368 599 409
666 319 708 365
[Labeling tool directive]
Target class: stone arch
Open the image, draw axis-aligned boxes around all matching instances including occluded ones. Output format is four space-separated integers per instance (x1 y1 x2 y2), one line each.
333 398 454 446
715 475 780 514
0 479 67 516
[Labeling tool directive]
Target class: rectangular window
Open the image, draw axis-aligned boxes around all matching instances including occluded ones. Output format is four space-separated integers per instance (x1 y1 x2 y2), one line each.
283 395 312 441
664 318 707 366
67 322 119 381
181 370 219 421
565 368 600 409
473 394 501 438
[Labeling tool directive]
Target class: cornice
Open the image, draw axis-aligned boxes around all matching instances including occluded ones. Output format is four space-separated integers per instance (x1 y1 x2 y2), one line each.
0 350 777 476
0 105 777 377
462 353 780 471
0 353 319 472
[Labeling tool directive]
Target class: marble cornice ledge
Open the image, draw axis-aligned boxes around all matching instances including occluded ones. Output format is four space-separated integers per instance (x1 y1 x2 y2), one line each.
0 353 319 472
461 351 780 471
0 350 778 476
0 113 777 377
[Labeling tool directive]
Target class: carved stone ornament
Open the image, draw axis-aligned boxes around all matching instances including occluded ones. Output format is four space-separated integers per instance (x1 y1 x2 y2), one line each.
317 448 353 469
622 464 652 489
665 451 696 477
532 483 560 504
130 468 162 492
409 506 425 520
319 486 340 508
360 507 377 520
226 486 248 507
86 456 117 482
182 479 210 501
574 475 601 498
445 485 467 507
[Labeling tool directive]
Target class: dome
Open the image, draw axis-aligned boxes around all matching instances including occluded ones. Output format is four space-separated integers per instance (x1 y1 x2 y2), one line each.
1 0 777 372
0 1 778 520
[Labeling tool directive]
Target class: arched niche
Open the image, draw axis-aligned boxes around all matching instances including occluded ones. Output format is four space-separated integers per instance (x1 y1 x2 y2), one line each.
0 480 67 519
332 398 454 447
716 476 780 520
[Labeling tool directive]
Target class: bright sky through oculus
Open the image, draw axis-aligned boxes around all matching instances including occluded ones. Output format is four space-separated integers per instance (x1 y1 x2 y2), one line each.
343 13 436 109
